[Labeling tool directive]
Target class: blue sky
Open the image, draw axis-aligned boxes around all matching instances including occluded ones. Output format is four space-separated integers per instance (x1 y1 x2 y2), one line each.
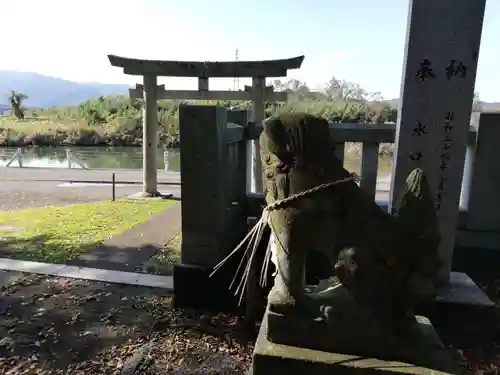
1 0 499 101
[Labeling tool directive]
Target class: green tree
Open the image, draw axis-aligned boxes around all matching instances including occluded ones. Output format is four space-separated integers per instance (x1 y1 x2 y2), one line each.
8 90 28 119
0 76 402 148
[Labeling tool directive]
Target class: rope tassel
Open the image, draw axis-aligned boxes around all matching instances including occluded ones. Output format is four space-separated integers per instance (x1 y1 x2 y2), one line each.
210 209 271 305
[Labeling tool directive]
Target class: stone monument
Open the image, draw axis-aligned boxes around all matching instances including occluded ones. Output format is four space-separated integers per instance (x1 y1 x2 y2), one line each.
213 113 458 374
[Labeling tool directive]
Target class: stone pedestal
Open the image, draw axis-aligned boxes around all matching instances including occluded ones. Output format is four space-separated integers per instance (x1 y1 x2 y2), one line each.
251 308 458 375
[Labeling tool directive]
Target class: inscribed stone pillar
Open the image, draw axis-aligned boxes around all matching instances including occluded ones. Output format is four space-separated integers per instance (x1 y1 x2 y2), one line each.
388 0 486 283
142 74 159 196
250 76 266 193
465 113 500 232
179 105 227 267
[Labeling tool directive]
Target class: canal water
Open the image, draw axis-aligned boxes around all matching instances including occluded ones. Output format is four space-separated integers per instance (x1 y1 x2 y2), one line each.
0 147 393 188
0 147 181 170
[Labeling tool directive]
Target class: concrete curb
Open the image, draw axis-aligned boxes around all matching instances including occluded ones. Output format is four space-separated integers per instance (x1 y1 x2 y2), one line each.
0 258 174 290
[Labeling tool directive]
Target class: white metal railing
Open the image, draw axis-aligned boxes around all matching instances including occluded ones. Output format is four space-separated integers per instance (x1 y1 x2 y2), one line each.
65 149 88 169
241 121 478 205
328 123 477 204
5 148 24 167
4 148 88 169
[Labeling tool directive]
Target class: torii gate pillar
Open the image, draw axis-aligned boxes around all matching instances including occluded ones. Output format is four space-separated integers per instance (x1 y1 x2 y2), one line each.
141 74 160 197
129 75 164 197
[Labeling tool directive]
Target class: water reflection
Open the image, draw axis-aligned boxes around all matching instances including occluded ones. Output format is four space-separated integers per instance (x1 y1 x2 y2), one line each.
0 147 392 185
0 147 181 171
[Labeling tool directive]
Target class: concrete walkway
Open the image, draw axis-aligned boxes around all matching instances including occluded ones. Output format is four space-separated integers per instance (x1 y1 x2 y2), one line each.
65 202 182 272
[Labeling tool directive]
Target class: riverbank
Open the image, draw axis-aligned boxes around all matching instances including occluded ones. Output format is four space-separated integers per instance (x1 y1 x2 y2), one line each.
0 93 397 153
0 117 394 157
0 116 181 148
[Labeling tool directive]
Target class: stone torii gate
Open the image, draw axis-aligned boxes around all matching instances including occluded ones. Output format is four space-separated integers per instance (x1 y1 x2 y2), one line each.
107 54 304 196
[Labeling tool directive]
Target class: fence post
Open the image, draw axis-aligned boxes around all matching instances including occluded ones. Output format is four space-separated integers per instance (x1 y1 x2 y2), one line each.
223 110 248 262
178 104 228 268
458 114 479 212
333 143 345 165
163 149 169 171
66 149 72 169
465 113 500 232
227 110 249 200
228 109 264 332
17 148 23 168
250 77 265 193
360 142 380 201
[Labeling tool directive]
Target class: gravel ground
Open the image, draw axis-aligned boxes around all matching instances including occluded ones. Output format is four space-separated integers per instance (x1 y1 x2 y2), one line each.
0 270 22 287
1 272 500 374
0 180 181 211
0 273 252 375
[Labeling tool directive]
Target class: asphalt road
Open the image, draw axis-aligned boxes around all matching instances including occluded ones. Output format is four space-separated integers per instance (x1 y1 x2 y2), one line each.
0 167 180 184
0 180 181 211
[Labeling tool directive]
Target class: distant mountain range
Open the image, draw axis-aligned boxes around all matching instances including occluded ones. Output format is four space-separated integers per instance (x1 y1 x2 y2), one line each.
0 71 130 109
0 70 499 112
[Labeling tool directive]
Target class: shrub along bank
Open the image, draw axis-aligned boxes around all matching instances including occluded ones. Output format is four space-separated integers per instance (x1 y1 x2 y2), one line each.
0 93 397 149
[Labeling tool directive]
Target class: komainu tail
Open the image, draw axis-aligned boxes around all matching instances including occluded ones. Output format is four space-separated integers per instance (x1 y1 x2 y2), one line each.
393 168 442 298
394 168 438 234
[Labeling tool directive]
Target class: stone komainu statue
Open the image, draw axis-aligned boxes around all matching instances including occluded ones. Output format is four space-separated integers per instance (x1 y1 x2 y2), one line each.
259 112 442 337
214 112 442 354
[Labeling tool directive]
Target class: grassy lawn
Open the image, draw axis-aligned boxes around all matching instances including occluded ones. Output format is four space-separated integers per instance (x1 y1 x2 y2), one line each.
142 232 182 275
0 199 175 263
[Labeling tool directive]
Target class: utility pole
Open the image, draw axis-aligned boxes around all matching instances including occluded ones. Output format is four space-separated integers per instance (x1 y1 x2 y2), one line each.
232 49 240 91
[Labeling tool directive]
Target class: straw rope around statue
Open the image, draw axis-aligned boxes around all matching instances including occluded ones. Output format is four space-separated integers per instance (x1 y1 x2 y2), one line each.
210 172 361 305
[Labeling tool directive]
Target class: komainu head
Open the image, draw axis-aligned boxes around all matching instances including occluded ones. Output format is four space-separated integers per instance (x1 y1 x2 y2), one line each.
260 112 348 202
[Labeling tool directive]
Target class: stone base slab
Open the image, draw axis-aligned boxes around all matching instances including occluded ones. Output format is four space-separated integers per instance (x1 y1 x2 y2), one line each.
126 191 172 199
434 272 493 307
251 310 458 375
